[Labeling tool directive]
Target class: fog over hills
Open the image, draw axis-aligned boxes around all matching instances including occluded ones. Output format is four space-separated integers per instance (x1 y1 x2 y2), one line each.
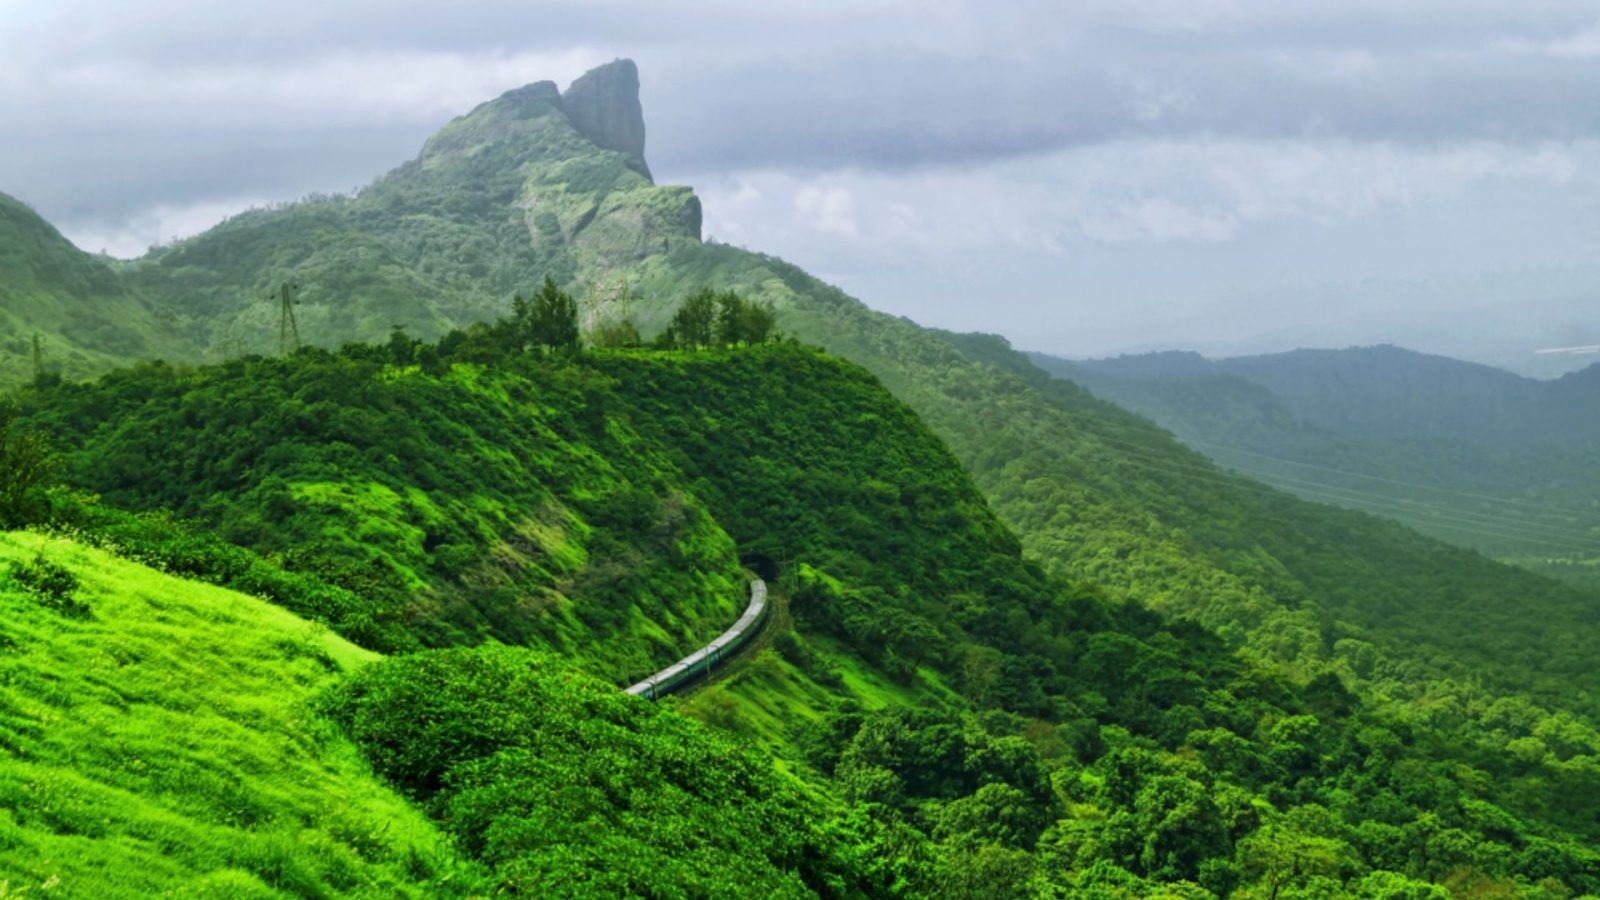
5 2 1599 369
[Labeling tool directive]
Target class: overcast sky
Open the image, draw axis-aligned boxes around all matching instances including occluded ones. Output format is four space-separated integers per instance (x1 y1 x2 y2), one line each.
4 1 1599 371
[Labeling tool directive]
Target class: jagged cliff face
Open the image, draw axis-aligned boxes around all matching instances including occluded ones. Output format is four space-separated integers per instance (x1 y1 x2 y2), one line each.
97 59 702 360
559 59 650 179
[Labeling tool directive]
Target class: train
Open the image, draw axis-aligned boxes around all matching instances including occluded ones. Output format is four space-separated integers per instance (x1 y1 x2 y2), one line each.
625 579 768 700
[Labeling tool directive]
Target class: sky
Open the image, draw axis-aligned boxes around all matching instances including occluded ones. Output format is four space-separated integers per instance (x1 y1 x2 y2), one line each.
3 1 1599 373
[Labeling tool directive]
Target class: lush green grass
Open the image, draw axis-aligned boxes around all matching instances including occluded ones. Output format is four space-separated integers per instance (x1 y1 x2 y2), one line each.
0 530 477 896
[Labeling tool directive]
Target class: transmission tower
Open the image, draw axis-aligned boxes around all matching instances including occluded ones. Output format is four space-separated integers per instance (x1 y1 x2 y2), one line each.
275 282 302 355
30 333 44 383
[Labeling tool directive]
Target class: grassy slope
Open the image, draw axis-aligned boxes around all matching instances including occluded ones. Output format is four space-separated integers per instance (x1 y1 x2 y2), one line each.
0 195 192 386
0 531 472 896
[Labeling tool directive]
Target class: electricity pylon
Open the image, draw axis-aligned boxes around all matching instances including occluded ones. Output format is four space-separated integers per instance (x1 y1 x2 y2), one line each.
275 282 302 355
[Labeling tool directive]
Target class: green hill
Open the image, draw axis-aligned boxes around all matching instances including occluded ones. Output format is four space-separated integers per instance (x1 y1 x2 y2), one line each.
0 525 904 896
0 195 192 385
22 333 1600 894
0 530 468 896
25 348 748 681
1041 346 1600 578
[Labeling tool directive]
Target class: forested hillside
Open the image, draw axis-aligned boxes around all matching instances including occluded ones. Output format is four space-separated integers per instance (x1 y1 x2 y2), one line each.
16 332 1600 894
0 525 905 896
0 195 192 385
23 345 748 679
1038 347 1600 582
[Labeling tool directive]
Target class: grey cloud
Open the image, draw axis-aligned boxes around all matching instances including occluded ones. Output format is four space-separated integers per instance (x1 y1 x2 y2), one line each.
3 1 1599 366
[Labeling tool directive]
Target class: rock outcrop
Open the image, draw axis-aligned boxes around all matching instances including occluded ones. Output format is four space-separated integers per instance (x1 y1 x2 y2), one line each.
560 59 651 179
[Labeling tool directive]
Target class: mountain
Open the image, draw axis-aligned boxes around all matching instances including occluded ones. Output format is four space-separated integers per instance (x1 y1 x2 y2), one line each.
7 59 1600 894
1042 345 1600 579
0 194 191 384
1069 345 1600 443
108 59 699 361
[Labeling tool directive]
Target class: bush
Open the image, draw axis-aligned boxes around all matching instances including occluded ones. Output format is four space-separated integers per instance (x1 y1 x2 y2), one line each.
13 556 88 618
0 398 55 528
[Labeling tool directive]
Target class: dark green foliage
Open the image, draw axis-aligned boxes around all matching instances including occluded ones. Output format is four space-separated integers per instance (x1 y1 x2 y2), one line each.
659 289 777 349
663 287 717 348
0 398 55 527
588 316 641 349
323 645 929 896
21 349 746 676
587 343 1600 897
12 555 87 618
49 493 412 651
714 290 777 345
511 276 580 354
13 322 1600 895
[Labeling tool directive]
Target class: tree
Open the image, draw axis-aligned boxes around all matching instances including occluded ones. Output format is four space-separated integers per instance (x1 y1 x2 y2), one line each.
714 291 747 346
667 289 717 349
713 291 777 346
1237 824 1357 900
513 277 580 354
736 297 777 345
387 326 417 366
0 399 55 527
590 317 641 349
933 783 1052 850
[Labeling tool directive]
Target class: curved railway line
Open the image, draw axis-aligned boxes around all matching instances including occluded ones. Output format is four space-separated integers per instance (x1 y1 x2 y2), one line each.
625 579 769 700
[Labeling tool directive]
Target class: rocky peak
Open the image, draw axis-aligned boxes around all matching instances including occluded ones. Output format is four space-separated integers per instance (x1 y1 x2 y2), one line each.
560 59 650 179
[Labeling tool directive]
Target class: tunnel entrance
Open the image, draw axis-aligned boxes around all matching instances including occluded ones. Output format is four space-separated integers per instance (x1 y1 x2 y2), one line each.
740 553 779 582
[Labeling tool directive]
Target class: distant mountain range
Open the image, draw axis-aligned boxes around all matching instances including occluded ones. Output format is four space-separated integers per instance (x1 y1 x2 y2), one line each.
1037 344 1600 580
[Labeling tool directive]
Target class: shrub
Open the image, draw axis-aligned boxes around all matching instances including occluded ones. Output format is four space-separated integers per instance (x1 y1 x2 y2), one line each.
13 556 88 618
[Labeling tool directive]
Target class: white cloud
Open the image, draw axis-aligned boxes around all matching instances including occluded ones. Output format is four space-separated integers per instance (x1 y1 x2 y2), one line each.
1544 20 1600 57
4 48 608 128
60 195 273 258
794 185 859 238
1492 19 1600 58
700 138 1595 261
